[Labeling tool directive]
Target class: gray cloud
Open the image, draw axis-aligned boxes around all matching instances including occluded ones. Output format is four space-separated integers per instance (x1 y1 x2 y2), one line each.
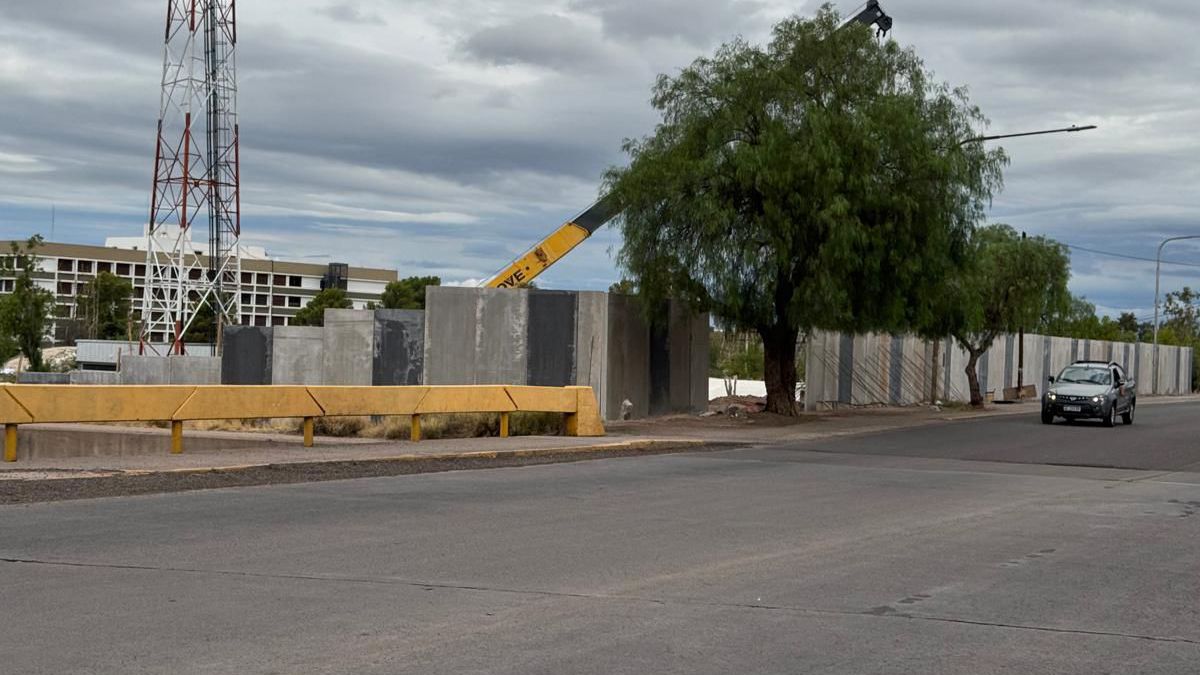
317 2 386 25
1 0 1199 308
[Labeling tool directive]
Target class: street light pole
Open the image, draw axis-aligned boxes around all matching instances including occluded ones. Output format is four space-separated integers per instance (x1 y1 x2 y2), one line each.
1153 235 1200 390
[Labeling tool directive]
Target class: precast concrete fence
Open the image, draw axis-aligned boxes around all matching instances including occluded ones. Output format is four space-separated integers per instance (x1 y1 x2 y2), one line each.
805 331 1194 410
0 384 605 462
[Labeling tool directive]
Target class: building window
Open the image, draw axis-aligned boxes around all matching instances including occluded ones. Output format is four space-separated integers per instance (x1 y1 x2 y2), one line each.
116 263 131 276
0 280 13 292
77 260 93 273
256 273 268 285
58 281 72 295
135 264 146 277
57 258 74 272
254 315 267 327
288 296 301 308
272 295 285 307
241 293 251 305
187 267 200 280
98 261 112 273
255 294 267 306
288 275 301 287
273 274 286 286
241 272 252 284
271 316 286 326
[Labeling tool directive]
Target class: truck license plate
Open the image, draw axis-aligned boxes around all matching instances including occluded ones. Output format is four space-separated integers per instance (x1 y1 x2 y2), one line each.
1064 405 1082 412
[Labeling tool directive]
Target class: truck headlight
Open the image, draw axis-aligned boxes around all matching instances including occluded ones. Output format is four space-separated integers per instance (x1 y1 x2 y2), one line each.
1048 393 1056 401
1092 395 1102 403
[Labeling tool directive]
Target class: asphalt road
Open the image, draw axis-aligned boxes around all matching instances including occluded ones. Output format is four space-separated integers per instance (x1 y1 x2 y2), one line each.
3 402 1200 673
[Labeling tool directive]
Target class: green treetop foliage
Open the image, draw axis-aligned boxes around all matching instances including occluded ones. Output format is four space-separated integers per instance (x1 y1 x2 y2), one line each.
608 279 638 296
1162 286 1200 343
931 225 1071 405
604 6 1006 414
0 236 54 371
292 288 353 326
381 276 440 310
75 271 133 340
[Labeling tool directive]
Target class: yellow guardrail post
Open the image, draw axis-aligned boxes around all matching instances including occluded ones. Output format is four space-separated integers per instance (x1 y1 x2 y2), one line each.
499 412 510 438
170 421 183 454
410 414 422 442
4 424 16 463
303 417 315 447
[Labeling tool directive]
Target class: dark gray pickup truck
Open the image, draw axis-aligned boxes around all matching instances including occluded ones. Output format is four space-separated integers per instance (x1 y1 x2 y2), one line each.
1041 360 1136 427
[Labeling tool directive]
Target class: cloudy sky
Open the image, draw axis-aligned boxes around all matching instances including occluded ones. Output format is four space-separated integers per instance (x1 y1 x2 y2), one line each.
1 0 1198 320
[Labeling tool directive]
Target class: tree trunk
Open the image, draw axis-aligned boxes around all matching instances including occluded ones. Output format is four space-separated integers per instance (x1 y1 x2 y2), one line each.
964 348 984 407
760 323 801 416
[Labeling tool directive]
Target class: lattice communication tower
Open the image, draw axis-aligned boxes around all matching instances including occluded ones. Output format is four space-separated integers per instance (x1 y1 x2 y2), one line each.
141 0 240 353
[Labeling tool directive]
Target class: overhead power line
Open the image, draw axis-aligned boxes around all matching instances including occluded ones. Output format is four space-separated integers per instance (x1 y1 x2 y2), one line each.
1065 241 1200 267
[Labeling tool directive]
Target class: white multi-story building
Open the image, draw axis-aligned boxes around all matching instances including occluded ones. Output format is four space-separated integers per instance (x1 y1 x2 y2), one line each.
0 234 397 345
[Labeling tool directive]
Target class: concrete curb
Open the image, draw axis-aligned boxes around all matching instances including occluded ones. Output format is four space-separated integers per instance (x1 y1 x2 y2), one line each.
112 439 710 478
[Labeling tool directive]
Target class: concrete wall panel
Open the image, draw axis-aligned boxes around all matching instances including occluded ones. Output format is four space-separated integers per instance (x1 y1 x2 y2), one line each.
606 294 650 419
526 291 576 387
272 326 326 385
168 356 221 384
575 292 609 417
373 309 424 386
423 287 480 385
121 356 170 385
475 289 528 385
322 309 373 385
69 370 121 385
221 326 272 385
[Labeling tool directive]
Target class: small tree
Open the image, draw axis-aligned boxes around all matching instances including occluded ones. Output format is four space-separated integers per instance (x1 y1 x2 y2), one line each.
1162 287 1199 342
0 236 54 371
75 271 133 340
932 225 1070 406
293 288 353 326
605 7 1005 415
608 279 637 295
381 276 440 310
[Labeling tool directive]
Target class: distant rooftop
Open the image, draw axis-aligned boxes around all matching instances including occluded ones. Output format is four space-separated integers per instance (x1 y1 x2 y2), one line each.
103 224 269 260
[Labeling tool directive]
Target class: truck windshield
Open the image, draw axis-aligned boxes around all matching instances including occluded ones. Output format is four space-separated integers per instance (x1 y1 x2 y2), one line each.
1057 366 1111 385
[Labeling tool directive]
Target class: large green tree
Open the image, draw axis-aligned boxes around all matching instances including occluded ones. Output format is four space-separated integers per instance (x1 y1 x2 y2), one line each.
292 288 353 326
75 271 133 340
0 236 54 371
930 225 1071 406
605 7 1006 414
380 276 440 310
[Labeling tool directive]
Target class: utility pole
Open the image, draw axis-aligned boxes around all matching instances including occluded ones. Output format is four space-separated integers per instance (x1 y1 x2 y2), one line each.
1017 231 1026 397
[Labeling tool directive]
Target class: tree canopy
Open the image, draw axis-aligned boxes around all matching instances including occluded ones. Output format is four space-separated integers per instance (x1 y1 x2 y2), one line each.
292 288 353 326
0 236 54 371
75 271 133 340
381 276 440 310
604 6 1006 413
931 225 1071 405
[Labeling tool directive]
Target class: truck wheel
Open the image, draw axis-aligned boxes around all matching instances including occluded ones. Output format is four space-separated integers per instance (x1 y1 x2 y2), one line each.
1041 410 1053 425
1102 404 1116 428
1122 401 1135 425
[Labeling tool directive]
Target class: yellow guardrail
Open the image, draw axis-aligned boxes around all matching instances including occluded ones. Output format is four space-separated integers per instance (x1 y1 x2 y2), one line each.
0 384 604 462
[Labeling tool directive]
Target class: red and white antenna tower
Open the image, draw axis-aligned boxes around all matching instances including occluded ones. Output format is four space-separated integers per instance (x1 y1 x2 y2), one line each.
141 0 240 354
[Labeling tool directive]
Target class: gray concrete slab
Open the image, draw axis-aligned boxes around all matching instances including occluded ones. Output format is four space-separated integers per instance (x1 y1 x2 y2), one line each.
575 291 609 416
119 355 170 385
526 290 575 387
221 325 273 384
15 371 70 384
423 287 481 385
474 288 528 385
4 419 1200 673
322 309 373 385
68 370 121 385
373 309 424 386
167 356 220 384
606 293 650 419
271 326 325 385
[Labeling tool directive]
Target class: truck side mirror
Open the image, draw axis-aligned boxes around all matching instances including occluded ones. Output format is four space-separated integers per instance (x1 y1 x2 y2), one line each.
1047 376 1055 384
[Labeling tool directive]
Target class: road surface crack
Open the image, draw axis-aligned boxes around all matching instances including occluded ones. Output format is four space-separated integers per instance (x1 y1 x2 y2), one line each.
4 556 1197 647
